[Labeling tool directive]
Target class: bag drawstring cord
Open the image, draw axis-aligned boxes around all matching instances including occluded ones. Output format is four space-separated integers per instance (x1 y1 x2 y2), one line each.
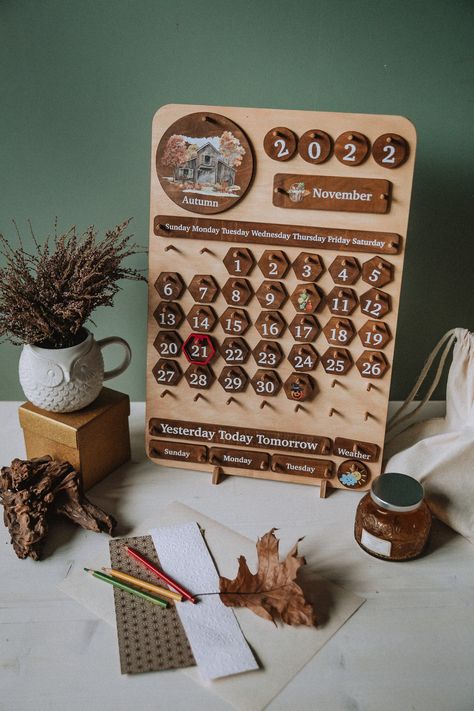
386 328 458 440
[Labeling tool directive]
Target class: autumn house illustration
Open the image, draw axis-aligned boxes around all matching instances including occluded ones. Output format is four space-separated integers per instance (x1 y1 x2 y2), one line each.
174 142 236 186
161 131 245 192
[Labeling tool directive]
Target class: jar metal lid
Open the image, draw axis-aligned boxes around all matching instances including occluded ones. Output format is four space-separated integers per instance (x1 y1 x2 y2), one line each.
370 472 424 512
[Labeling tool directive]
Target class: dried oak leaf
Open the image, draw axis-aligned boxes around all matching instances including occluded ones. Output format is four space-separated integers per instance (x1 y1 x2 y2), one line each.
219 528 316 626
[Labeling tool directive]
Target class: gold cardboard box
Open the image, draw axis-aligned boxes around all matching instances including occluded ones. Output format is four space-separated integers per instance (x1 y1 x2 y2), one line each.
18 387 131 490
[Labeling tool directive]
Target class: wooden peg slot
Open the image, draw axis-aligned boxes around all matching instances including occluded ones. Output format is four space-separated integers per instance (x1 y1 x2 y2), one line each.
226 396 238 405
200 246 216 255
193 392 206 402
160 389 173 398
164 244 180 252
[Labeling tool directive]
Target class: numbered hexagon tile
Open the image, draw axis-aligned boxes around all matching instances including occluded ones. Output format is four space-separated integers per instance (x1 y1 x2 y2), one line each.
290 284 323 314
287 344 318 371
327 287 358 316
328 256 360 285
284 373 316 402
358 320 392 350
362 257 394 288
154 272 185 301
186 305 218 332
218 366 248 393
360 288 391 319
321 347 353 375
188 275 219 303
223 247 255 276
220 308 251 336
153 331 183 358
257 250 290 279
219 337 251 364
222 278 253 306
255 311 286 339
356 351 390 379
250 369 282 397
185 364 215 389
183 333 216 365
292 252 324 281
255 281 288 309
322 317 356 346
153 302 185 329
289 314 320 342
152 359 183 386
252 340 284 368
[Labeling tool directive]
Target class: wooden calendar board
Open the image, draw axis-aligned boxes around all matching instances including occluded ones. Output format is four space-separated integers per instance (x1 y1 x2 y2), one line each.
146 104 416 494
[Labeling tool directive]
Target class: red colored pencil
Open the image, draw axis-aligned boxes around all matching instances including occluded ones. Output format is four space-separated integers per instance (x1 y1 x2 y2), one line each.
125 546 196 603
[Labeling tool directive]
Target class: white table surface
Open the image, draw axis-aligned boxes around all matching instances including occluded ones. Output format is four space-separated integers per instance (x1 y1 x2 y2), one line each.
1 401 473 711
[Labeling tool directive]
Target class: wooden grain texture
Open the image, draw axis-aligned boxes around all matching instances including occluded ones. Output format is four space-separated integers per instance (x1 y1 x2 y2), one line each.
147 104 417 492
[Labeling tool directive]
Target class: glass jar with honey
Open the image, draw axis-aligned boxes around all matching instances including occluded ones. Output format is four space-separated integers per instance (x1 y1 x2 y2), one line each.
354 472 432 561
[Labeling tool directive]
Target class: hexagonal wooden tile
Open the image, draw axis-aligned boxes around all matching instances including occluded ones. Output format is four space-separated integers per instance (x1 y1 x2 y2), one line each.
328 256 360 285
222 278 253 306
361 256 394 288
223 247 255 276
254 311 286 338
320 347 353 375
218 366 248 393
220 308 251 336
292 252 324 281
186 305 218 332
358 320 392 350
288 314 320 342
250 369 282 396
255 280 288 309
290 283 323 313
154 272 185 301
327 287 358 315
360 288 391 319
322 317 356 346
355 350 390 379
257 250 290 279
153 301 185 329
219 337 251 364
184 363 215 389
283 372 316 402
188 274 219 303
252 340 284 368
287 344 318 371
182 333 216 364
152 358 183 386
153 330 183 358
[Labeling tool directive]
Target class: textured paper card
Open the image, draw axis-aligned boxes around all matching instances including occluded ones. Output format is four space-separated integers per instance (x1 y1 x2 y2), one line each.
59 503 365 711
109 535 195 674
150 522 258 681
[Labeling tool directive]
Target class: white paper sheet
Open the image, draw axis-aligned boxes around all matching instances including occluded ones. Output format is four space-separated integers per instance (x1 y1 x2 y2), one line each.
150 521 258 681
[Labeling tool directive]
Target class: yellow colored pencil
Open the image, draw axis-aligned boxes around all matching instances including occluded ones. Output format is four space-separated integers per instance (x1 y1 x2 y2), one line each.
102 567 182 602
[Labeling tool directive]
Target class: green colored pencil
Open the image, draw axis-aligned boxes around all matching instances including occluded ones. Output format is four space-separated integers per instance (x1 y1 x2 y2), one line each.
84 568 168 608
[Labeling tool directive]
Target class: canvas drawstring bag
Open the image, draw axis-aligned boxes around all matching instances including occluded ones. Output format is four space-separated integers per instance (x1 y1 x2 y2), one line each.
384 328 474 543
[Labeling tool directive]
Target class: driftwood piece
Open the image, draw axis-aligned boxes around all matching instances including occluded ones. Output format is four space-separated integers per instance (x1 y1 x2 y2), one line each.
0 455 116 560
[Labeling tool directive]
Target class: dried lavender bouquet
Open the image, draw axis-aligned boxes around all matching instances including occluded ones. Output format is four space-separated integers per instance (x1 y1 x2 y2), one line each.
0 219 146 348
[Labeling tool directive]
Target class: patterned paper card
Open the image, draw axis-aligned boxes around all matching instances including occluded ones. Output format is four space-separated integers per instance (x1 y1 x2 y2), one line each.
109 535 195 674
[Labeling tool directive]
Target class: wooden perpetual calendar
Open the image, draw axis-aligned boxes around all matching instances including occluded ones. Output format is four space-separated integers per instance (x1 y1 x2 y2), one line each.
146 104 416 496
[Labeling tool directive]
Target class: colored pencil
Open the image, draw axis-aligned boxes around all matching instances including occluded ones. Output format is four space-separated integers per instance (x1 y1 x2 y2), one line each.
84 568 168 608
101 567 182 602
125 546 196 604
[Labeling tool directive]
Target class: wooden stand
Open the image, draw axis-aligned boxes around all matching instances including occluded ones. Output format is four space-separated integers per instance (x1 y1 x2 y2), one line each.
18 388 131 490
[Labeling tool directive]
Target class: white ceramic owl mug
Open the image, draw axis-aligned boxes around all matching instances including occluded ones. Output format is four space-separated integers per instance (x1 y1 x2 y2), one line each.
19 329 131 413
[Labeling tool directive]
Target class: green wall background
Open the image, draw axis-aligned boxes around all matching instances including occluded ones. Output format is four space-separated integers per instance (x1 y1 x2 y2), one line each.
1 0 473 401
